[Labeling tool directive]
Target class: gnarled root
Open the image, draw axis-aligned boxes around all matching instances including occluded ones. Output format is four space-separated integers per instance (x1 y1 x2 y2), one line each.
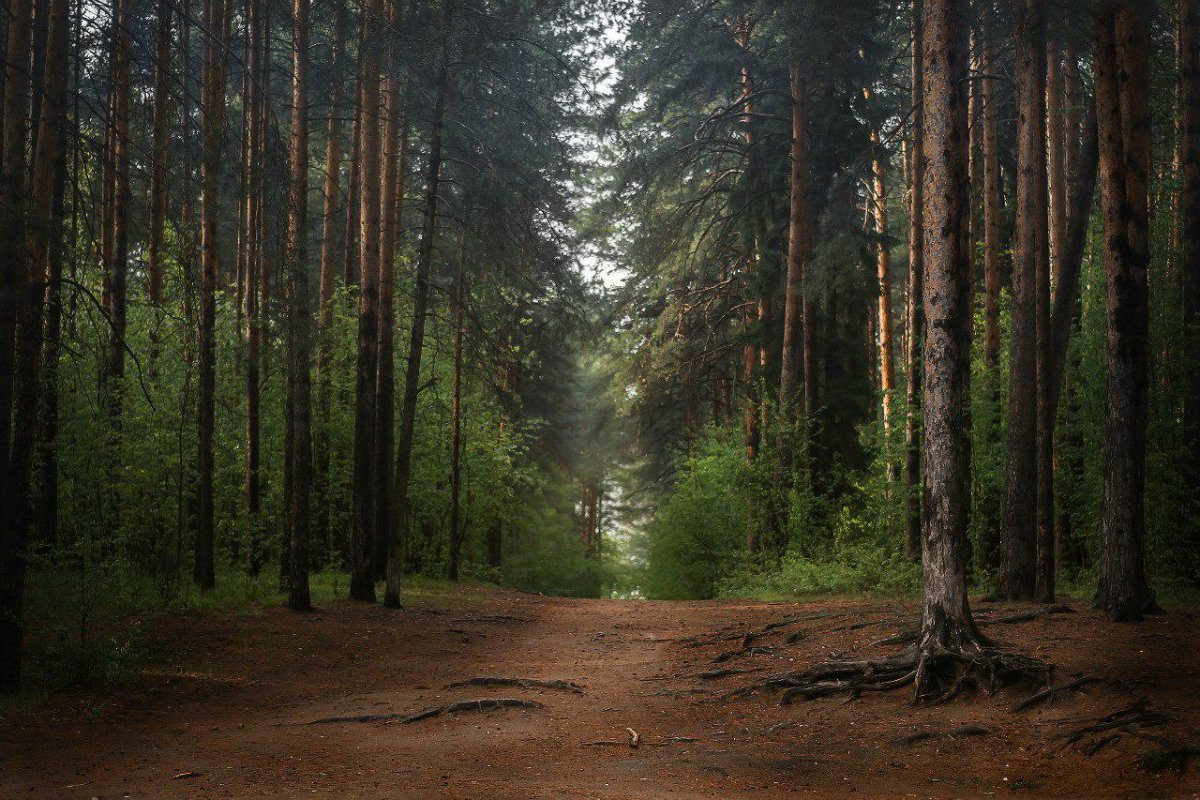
730 636 1049 705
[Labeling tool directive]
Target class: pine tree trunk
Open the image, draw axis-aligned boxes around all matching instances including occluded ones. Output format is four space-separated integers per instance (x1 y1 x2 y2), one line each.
243 0 264 575
285 0 312 611
779 66 810 423
196 0 226 590
0 0 33 490
373 3 404 579
103 0 132 535
350 0 384 602
998 0 1047 601
1181 0 1200 579
871 129 897 483
0 0 67 694
1093 0 1156 621
904 0 925 562
314 1 346 563
917 0 983 678
385 2 453 608
147 0 171 314
447 260 465 581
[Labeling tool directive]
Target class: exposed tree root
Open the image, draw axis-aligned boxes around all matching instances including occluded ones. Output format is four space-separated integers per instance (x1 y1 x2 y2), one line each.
993 604 1076 625
713 645 775 663
304 698 543 725
697 667 764 680
1011 675 1097 711
449 614 529 624
399 698 544 723
443 677 583 693
1054 701 1173 754
727 640 1049 705
898 724 990 746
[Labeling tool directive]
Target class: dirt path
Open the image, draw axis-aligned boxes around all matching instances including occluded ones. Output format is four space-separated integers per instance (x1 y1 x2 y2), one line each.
2 585 1198 798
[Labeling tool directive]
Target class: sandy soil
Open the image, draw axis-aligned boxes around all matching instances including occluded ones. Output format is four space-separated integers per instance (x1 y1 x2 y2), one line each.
2 584 1198 799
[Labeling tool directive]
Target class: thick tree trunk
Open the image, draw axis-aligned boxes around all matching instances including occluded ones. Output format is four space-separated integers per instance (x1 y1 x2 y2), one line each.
0 0 67 694
917 0 982 690
196 0 226 590
1093 0 1156 621
998 0 1047 602
904 0 925 562
350 0 384 602
385 3 453 608
284 0 312 611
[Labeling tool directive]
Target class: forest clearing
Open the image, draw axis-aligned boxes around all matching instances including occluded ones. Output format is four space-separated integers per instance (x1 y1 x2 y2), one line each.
3 583 1199 799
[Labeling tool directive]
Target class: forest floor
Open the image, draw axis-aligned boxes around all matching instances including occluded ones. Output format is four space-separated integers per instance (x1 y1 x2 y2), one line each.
2 583 1199 799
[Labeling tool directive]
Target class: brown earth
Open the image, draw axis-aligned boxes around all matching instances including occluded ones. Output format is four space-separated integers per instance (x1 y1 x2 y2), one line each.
1 584 1198 799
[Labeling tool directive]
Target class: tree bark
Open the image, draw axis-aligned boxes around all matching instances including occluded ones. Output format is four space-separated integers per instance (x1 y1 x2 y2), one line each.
243 0 264 575
1181 0 1200 574
871 127 897 483
350 0 384 602
373 0 405 579
998 0 1047 602
0 0 33 492
904 0 925 562
0 0 67 694
1093 0 1156 621
448 252 465 581
779 65 810 423
285 0 312 611
315 1 347 561
196 0 227 590
148 0 171 311
385 0 453 608
917 0 983 682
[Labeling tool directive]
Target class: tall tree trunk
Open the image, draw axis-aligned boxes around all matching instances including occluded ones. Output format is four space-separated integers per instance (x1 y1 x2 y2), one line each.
1181 0 1200 578
196 0 226 590
917 0 982 687
343 79 362 288
779 65 810 423
314 1 346 562
904 0 925 561
243 0 264 575
1034 13 1059 604
0 0 33 490
0 0 67 694
284 0 312 611
350 0 384 602
103 0 132 534
871 128 897 483
977 13 1002 572
384 1 453 608
998 0 1047 601
1093 0 1156 621
147 0 171 317
447 256 465 581
373 0 404 579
